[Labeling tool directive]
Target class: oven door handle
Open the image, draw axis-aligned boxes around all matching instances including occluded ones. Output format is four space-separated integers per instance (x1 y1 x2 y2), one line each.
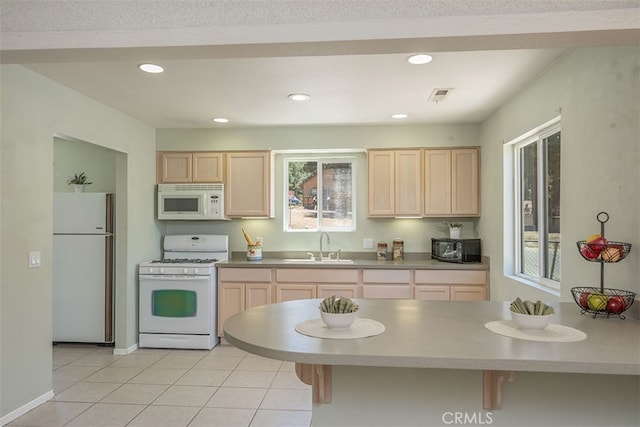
139 275 209 281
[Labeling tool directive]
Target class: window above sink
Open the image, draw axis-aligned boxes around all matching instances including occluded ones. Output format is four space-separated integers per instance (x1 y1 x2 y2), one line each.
284 154 357 233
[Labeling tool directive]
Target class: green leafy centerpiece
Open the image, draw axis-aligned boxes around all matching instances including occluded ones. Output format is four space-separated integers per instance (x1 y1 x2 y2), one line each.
509 297 554 330
319 295 359 329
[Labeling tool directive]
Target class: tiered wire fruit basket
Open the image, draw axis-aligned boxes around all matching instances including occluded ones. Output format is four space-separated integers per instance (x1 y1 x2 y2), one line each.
571 212 635 319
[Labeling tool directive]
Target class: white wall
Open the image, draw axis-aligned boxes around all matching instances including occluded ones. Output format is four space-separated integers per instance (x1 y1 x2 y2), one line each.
53 136 117 193
0 65 161 422
479 46 640 303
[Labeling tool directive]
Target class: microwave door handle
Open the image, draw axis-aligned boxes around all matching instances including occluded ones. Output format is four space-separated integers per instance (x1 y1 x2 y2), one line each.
201 194 208 216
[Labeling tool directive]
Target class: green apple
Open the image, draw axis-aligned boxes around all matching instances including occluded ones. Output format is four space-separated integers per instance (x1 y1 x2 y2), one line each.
587 293 607 311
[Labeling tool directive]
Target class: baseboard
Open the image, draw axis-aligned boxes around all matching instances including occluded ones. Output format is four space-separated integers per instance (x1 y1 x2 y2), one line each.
113 342 138 355
1 390 54 426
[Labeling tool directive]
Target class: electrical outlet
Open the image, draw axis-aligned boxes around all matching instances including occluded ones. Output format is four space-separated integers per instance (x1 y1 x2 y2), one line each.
363 238 374 249
29 251 41 268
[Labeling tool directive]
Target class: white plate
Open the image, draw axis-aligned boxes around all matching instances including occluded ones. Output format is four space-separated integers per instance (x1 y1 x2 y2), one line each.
295 318 385 339
484 320 587 342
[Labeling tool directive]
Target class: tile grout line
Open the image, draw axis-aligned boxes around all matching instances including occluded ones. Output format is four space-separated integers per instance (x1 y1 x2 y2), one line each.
39 345 312 427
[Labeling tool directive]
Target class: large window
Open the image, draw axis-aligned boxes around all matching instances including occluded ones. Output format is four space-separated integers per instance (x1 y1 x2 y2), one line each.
285 157 356 232
511 119 561 289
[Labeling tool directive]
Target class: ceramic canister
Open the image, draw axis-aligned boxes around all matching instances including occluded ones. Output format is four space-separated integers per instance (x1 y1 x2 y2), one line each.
392 238 404 261
247 244 262 261
377 242 387 260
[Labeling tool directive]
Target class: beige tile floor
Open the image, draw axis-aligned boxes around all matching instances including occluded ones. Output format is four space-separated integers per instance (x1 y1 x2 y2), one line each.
9 344 312 427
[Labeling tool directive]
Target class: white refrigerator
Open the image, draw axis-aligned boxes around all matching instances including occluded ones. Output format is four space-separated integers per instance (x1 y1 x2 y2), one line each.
53 193 114 343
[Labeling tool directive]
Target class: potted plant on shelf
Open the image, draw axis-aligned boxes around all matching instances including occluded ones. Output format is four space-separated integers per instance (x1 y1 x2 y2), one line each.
443 221 463 239
67 172 93 193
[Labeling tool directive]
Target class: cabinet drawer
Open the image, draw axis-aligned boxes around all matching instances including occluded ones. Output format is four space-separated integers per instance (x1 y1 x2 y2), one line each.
218 268 272 282
414 269 486 285
362 269 411 284
276 269 358 283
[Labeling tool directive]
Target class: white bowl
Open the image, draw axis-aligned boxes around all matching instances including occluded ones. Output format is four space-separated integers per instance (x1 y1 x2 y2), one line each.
511 312 552 330
320 311 357 329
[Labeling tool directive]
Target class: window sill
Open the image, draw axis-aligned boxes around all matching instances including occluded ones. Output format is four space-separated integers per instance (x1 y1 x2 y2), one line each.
506 275 561 297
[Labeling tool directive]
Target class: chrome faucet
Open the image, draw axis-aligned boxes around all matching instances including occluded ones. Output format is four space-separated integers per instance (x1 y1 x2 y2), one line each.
319 231 330 260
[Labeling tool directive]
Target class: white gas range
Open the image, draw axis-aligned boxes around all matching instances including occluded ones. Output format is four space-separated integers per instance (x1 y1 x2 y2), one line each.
138 234 228 350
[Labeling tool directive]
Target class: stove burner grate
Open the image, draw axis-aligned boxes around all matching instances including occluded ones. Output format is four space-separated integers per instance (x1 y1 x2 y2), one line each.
151 258 218 264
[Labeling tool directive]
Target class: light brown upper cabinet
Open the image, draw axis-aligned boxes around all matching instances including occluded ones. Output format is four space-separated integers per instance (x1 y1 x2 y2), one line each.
157 152 224 183
225 151 272 218
424 148 480 216
368 149 422 217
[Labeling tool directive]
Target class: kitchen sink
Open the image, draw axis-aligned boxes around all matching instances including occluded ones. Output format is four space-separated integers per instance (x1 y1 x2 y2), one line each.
282 258 354 264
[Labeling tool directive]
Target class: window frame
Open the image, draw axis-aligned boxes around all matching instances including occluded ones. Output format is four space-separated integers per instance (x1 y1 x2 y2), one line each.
506 116 561 293
283 155 357 233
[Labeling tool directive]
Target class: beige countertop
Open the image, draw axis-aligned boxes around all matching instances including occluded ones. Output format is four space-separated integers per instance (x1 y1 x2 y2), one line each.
217 255 489 270
223 299 640 376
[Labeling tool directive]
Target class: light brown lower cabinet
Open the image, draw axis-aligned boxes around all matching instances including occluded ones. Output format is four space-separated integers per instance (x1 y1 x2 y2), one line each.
275 284 317 302
217 266 488 336
414 285 451 301
275 268 360 302
317 284 358 299
450 285 487 301
362 269 412 299
217 268 272 337
414 269 488 301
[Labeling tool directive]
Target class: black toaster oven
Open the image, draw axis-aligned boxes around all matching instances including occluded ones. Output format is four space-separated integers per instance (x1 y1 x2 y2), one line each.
431 238 481 264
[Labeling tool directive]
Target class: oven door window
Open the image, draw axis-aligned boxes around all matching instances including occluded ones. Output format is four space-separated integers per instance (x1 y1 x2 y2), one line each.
139 276 212 334
152 290 197 317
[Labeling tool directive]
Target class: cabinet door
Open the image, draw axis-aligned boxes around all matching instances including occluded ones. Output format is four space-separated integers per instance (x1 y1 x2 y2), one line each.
193 152 224 182
362 285 412 299
246 283 272 309
367 150 395 216
275 284 316 302
451 285 486 301
395 150 422 216
423 149 452 215
415 285 450 301
226 151 271 217
317 284 359 299
451 148 479 215
159 152 192 183
217 283 244 336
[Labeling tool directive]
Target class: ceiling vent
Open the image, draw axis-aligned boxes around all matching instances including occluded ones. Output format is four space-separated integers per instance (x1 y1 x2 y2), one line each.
428 88 453 103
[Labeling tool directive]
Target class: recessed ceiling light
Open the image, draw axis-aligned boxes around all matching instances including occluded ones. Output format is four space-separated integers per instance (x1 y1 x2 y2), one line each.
138 63 164 73
407 54 433 65
288 93 310 101
391 113 408 119
212 117 229 123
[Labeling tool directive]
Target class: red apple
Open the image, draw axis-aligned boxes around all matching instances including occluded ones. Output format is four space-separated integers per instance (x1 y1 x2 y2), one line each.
586 234 607 255
606 296 627 314
580 245 599 260
579 292 591 309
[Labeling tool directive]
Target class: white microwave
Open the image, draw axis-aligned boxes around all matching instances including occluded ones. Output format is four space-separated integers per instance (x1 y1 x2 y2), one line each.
157 184 226 220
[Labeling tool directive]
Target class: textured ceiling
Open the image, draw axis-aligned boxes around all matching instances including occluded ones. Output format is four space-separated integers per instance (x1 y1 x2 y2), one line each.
1 1 638 128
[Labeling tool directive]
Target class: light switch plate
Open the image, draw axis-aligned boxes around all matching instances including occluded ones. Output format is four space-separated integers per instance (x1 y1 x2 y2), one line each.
29 251 41 268
363 238 374 249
